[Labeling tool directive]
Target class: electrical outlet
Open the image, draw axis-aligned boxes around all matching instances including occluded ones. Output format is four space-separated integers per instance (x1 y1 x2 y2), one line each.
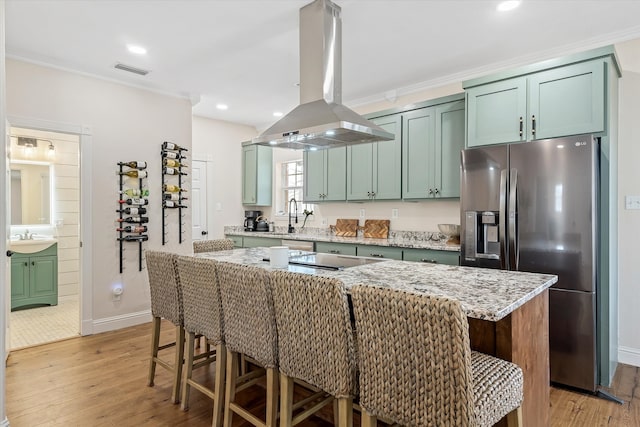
359 209 365 218
625 195 640 210
321 218 328 226
392 208 399 218
215 202 223 211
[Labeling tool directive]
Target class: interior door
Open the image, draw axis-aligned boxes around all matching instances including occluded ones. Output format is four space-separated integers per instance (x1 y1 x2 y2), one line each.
191 159 208 242
4 119 11 358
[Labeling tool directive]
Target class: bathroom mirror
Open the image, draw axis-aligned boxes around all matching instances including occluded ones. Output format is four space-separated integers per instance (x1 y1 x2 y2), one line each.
10 161 52 225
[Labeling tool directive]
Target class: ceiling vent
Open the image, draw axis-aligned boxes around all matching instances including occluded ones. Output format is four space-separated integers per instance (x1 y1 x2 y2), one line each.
114 63 150 76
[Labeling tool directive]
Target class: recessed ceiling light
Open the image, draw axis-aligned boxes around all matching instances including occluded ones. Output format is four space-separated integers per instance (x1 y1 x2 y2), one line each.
127 44 147 55
497 1 521 12
273 112 283 117
269 140 278 145
216 104 228 110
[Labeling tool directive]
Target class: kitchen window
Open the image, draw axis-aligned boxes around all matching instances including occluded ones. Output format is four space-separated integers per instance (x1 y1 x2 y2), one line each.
277 160 313 216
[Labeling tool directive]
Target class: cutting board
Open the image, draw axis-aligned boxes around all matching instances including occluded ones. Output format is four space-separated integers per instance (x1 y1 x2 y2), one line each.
363 219 390 239
333 219 359 237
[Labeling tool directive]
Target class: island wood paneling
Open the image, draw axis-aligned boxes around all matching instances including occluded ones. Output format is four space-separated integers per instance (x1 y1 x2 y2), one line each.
468 290 550 427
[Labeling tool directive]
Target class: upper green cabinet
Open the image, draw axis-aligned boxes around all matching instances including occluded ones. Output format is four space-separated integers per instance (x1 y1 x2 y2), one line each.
242 144 272 206
303 147 346 202
346 114 402 201
466 58 606 147
402 100 465 199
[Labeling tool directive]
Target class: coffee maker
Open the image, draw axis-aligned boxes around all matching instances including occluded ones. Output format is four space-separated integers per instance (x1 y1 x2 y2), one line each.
244 210 262 231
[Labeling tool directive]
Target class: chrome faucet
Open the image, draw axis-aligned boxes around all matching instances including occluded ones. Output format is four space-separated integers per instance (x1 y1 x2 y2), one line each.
23 229 31 240
288 198 298 233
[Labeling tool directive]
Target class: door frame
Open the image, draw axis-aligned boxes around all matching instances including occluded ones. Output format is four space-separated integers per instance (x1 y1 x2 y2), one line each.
7 115 93 336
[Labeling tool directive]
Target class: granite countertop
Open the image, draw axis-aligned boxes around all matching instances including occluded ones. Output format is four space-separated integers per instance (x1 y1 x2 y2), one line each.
224 226 460 252
196 247 557 322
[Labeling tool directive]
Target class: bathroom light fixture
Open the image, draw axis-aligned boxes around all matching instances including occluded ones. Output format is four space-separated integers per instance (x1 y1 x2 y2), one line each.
216 104 228 110
47 142 56 159
497 1 521 12
273 112 283 117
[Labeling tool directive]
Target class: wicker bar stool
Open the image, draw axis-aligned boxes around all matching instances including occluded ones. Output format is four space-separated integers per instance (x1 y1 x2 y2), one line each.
193 238 235 254
351 285 524 427
145 250 185 404
217 261 279 427
175 255 226 426
270 270 357 427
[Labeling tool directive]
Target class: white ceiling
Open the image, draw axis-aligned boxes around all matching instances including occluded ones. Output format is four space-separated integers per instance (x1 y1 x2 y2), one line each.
5 1 640 130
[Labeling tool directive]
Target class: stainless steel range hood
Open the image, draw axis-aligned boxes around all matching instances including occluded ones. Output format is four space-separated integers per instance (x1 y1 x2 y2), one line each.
251 0 394 150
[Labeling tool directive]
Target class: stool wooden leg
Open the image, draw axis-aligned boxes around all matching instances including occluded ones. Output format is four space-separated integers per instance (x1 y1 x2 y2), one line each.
336 397 353 427
506 406 523 427
361 411 377 427
333 399 339 426
171 325 185 404
280 373 294 427
265 367 279 427
147 317 161 387
212 343 226 427
223 350 238 427
181 332 196 411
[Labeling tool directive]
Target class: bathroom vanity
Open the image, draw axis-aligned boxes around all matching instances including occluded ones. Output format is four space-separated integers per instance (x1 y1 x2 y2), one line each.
10 240 58 311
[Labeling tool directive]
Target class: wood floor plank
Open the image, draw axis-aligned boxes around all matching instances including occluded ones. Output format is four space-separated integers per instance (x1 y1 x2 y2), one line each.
6 320 640 426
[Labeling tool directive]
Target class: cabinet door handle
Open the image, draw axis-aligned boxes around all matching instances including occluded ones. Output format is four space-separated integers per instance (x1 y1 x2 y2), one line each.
428 188 434 195
329 250 340 254
421 258 438 264
531 115 536 137
371 192 376 198
434 188 439 195
519 116 523 137
201 231 208 235
24 262 28 267
369 253 385 258
32 261 35 266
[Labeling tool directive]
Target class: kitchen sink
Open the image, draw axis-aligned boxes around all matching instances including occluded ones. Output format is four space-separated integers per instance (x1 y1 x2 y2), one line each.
286 252 387 270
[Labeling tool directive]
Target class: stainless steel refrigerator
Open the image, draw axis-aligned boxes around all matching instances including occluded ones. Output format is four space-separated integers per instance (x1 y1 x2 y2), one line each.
460 134 600 392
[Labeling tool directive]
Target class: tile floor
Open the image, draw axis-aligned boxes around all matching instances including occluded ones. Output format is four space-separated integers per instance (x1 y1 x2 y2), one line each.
10 295 79 350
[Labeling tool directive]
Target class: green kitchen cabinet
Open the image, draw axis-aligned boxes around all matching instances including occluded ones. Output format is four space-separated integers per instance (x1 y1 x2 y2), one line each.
355 245 403 260
11 244 58 311
346 114 402 201
315 242 357 256
466 58 606 147
402 100 464 199
241 236 281 248
226 235 243 248
242 143 272 206
303 147 346 202
402 248 459 265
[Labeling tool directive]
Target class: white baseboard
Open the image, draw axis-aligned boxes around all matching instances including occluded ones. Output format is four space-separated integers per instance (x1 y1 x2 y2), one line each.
618 346 640 367
91 310 152 335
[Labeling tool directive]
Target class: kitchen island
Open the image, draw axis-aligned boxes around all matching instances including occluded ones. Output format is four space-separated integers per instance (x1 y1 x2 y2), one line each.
196 247 557 426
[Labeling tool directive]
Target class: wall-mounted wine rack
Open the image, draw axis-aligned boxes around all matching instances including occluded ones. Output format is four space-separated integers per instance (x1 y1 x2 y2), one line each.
117 161 149 273
161 141 188 245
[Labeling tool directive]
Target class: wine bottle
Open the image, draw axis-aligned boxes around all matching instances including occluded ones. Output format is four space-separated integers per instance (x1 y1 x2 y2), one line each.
116 225 148 233
162 141 188 151
162 151 186 160
118 161 147 170
116 170 148 179
118 198 149 206
163 200 188 209
116 216 149 224
120 188 149 197
163 158 188 168
116 206 147 215
163 193 189 201
163 184 187 193
118 234 149 242
163 167 187 175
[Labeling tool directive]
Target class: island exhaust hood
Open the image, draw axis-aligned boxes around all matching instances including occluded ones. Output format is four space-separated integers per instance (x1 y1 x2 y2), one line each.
251 0 394 150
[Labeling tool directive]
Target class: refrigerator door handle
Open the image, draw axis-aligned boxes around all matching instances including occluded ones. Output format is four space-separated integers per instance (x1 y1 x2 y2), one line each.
509 168 519 270
499 169 508 269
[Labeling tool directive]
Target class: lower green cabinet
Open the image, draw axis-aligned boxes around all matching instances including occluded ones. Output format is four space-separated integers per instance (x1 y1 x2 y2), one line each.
226 235 243 248
11 244 58 311
241 236 282 248
356 245 403 260
402 248 459 265
315 242 357 256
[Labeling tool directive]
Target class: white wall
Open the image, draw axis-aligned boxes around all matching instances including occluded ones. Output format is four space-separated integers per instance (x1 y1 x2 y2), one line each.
617 70 640 367
6 59 192 330
191 115 257 239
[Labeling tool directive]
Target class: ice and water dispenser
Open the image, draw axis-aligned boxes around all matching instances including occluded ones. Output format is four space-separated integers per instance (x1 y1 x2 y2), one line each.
464 211 501 262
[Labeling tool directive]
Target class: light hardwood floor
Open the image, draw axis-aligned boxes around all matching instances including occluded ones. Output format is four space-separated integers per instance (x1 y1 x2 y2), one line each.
6 321 639 426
